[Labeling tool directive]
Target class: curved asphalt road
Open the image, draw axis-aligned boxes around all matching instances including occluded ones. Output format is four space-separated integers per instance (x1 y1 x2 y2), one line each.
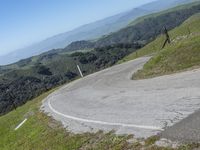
42 57 200 138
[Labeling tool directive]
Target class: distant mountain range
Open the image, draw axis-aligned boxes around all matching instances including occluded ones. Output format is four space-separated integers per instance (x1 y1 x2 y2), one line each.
0 0 197 65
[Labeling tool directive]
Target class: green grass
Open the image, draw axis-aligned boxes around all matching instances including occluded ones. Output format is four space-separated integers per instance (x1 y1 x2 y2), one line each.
0 88 130 149
0 87 133 150
119 13 200 79
1 85 198 149
0 86 147 150
119 12 200 64
133 35 200 79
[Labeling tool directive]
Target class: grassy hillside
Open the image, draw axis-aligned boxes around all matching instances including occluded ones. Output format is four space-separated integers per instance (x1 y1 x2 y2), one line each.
130 13 200 79
1 86 199 150
0 88 130 150
119 11 200 62
1 3 200 150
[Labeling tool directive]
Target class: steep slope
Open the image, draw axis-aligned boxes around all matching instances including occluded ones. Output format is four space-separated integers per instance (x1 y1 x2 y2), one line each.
0 0 197 65
0 89 136 150
128 13 200 79
1 89 197 150
46 1 200 53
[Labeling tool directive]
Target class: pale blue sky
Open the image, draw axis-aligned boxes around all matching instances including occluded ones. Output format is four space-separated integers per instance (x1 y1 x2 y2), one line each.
0 0 156 55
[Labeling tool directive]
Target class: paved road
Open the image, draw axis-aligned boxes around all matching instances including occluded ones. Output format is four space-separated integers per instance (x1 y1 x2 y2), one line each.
42 57 200 138
161 109 200 142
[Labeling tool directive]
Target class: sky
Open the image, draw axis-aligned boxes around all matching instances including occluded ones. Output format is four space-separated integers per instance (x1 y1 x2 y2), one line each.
0 0 156 56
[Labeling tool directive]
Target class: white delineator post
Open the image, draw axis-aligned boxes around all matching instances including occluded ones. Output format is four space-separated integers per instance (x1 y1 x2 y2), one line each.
77 65 84 78
14 118 27 130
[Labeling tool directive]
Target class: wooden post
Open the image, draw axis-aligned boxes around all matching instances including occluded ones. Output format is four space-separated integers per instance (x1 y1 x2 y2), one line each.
162 26 171 49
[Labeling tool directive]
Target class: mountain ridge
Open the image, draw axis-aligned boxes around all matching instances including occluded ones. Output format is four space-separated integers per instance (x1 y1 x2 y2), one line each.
0 0 197 65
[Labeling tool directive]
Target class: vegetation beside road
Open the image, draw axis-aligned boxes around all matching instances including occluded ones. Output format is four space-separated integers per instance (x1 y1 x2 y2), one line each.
0 88 199 150
0 3 200 150
132 13 200 79
0 43 139 115
118 2 200 64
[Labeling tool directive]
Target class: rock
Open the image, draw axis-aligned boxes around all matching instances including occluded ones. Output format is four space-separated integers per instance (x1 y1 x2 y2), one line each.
127 138 138 144
155 138 180 148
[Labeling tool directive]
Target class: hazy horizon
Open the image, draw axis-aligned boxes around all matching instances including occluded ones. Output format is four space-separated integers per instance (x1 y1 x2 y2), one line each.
0 0 156 56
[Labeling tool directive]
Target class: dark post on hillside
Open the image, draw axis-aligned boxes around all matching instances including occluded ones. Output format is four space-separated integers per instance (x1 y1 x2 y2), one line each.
162 26 171 49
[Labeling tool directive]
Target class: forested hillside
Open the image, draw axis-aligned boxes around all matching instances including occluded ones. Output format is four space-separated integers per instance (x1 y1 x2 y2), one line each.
43 2 200 54
95 2 200 47
0 2 200 115
0 43 141 115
